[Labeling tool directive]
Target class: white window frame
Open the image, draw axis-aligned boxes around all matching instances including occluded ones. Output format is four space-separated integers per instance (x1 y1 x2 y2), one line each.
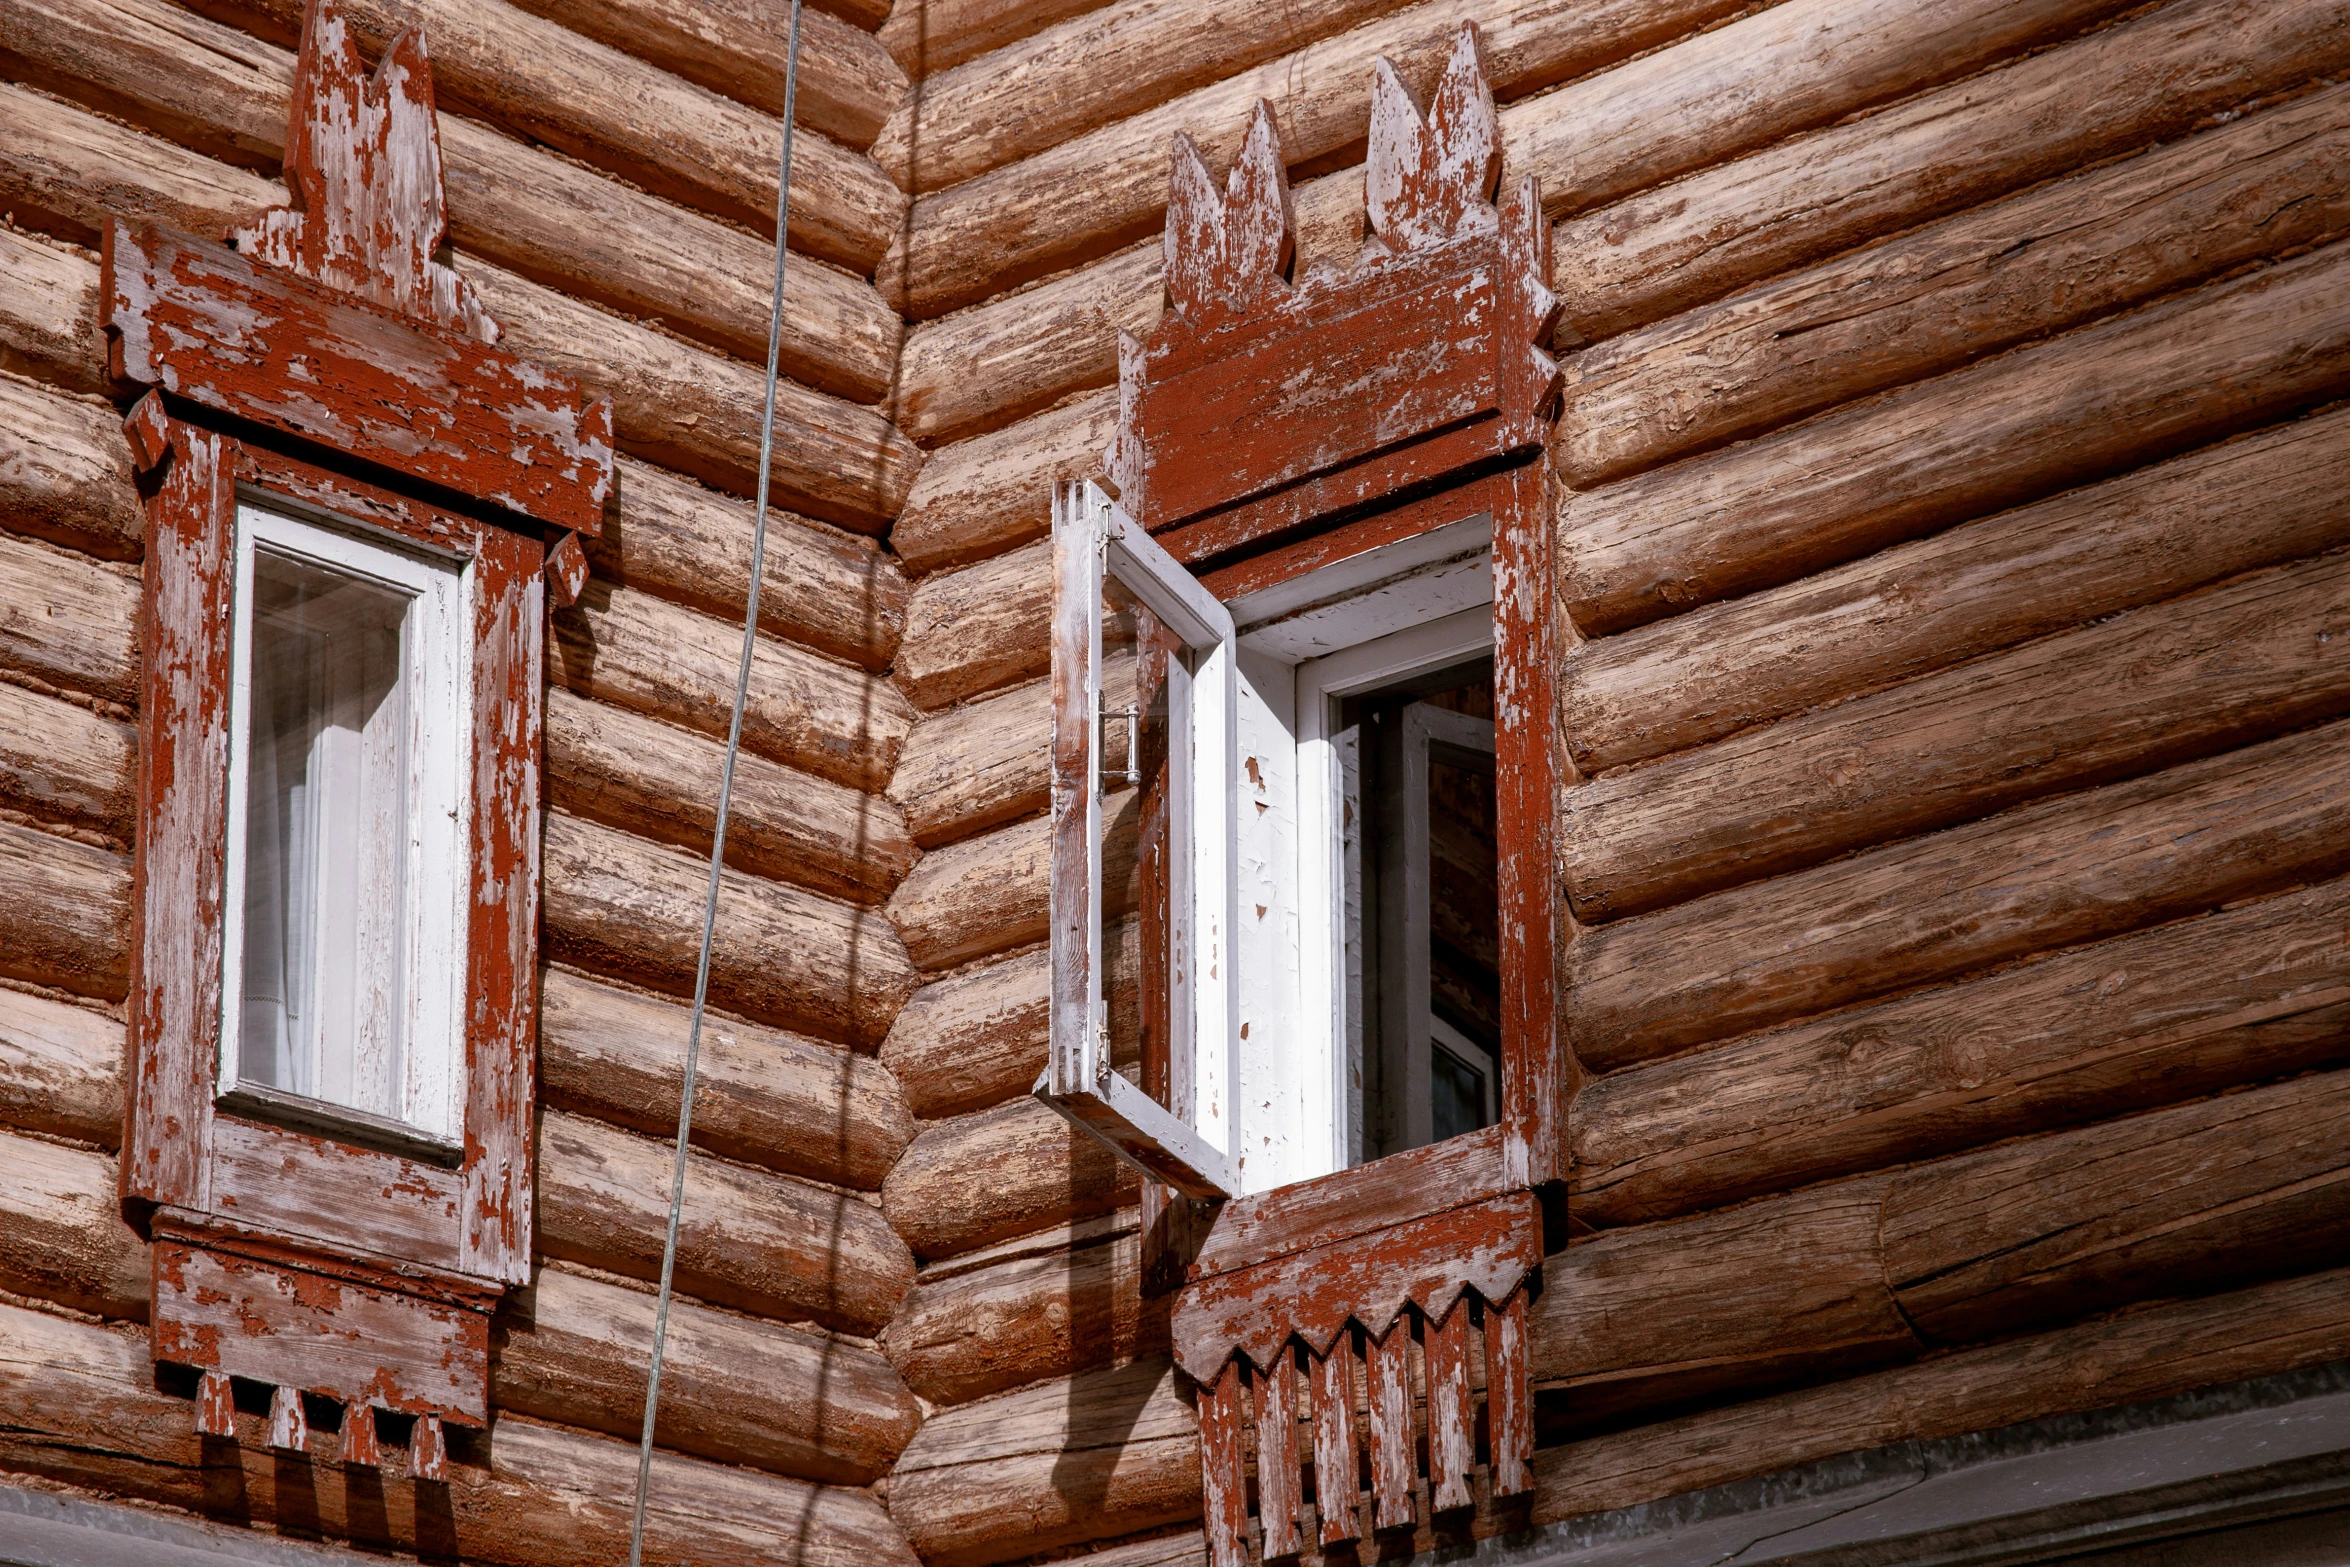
216 499 472 1147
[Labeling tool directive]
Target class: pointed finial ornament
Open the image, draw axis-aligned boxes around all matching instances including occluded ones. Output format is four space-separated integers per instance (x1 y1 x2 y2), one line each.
1365 23 1500 252
1162 102 1294 329
234 0 498 343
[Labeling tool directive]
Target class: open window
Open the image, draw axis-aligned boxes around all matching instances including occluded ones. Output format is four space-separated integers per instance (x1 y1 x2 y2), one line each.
1039 24 1567 1561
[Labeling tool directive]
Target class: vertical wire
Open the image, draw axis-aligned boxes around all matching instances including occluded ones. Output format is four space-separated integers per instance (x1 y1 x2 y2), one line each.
626 1 803 1558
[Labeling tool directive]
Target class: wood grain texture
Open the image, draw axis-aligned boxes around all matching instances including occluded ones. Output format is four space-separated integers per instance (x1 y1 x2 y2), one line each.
1529 1263 2350 1526
0 531 139 707
0 1126 149 1320
549 579 910 794
888 1358 1200 1567
0 373 141 563
1254 1344 1305 1557
1553 0 2350 345
882 1095 1138 1261
1882 1068 2350 1346
0 226 107 396
541 810 918 1051
0 986 122 1148
892 389 1116 574
877 0 1103 77
887 790 1138 972
884 1210 1166 1405
880 928 1139 1119
1566 407 2350 776
1192 1126 1508 1282
1574 875 2350 1227
1364 1316 1413 1532
539 965 914 1192
1567 545 2350 922
895 539 1049 710
545 688 915 906
888 680 1050 848
537 1107 915 1336
183 0 905 271
1311 1332 1361 1542
1571 717 2350 1071
494 1265 920 1484
593 456 909 675
0 678 136 841
1559 228 2350 638
0 1295 919 1566
1559 80 2350 485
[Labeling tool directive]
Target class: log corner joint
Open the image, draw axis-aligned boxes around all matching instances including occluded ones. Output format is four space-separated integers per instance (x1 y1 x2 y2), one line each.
1098 25 1567 1563
99 0 586 1463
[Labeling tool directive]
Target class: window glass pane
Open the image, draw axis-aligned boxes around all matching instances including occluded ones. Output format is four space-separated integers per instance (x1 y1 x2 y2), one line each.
239 548 414 1122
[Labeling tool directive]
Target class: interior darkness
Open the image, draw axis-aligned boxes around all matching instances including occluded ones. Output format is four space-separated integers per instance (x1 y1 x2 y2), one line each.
1346 657 1499 1161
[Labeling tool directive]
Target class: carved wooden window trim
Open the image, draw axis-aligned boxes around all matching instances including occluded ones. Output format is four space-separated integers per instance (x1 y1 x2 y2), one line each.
1042 23 1568 1562
102 0 611 1473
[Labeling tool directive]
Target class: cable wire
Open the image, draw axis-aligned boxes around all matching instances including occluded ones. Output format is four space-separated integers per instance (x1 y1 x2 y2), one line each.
627 2 803 1558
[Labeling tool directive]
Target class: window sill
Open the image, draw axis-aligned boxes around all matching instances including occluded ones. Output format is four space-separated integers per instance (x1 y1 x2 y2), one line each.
215 1083 463 1168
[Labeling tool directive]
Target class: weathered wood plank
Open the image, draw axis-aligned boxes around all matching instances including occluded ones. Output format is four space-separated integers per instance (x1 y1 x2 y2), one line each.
0 678 134 840
882 1096 1137 1261
1529 1264 2350 1526
1566 407 2350 776
0 986 121 1148
1882 1069 2350 1346
887 790 1138 972
1566 546 2350 921
1559 82 2350 485
541 810 919 1051
1255 1345 1305 1557
1363 1316 1413 1532
539 965 914 1192
184 0 905 270
888 1358 1200 1567
1570 718 2350 1071
0 380 143 571
495 1265 920 1485
1311 1332 1361 1543
545 688 916 905
0 226 106 396
884 1209 1166 1406
1554 0 2350 345
0 820 129 1002
596 456 908 676
894 389 1116 574
888 681 1051 849
1559 223 2350 638
1575 875 2350 1228
0 1296 918 1566
548 580 911 794
537 1107 915 1337
896 540 1049 711
0 1126 149 1320
880 927 1138 1119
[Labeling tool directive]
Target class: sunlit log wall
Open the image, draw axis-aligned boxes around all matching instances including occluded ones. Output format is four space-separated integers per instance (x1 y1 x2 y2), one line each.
2 0 2347 1561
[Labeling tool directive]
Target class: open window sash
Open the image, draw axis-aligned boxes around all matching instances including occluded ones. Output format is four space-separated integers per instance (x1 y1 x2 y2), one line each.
1039 480 1238 1200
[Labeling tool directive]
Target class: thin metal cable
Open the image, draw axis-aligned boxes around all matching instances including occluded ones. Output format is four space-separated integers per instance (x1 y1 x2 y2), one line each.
627 2 803 1559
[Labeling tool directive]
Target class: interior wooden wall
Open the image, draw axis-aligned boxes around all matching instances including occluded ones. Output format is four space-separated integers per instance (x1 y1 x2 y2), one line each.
0 0 2346 1562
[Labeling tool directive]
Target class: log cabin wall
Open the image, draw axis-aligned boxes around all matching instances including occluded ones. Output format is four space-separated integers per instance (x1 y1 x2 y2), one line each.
0 0 2346 1562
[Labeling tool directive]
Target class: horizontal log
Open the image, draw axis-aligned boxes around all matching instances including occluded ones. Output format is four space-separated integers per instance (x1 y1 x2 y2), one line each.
1566 544 2350 921
1566 406 2350 776
0 528 139 708
548 579 910 794
495 1265 920 1484
541 810 919 1050
1554 0 2350 345
889 680 1050 848
0 985 121 1147
186 0 904 271
0 373 142 564
887 790 1136 971
896 540 1050 710
0 1295 917 1566
881 948 1050 1119
0 225 105 396
0 82 920 530
0 0 900 403
596 456 909 676
1530 1262 2350 1525
0 1125 148 1320
500 0 905 148
537 1106 915 1337
1559 214 2350 639
1570 717 2350 1071
878 0 1103 76
883 1096 1137 1261
0 678 134 840
545 688 915 905
1574 875 2350 1227
1561 81 2350 487
893 389 1115 574
886 1209 1166 1406
889 1358 1200 1567
0 819 128 1002
884 0 2124 318
539 964 914 1192
873 0 1419 195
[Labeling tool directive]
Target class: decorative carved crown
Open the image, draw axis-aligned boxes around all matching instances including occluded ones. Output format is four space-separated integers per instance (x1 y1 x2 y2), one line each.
1106 23 1561 564
233 0 499 343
